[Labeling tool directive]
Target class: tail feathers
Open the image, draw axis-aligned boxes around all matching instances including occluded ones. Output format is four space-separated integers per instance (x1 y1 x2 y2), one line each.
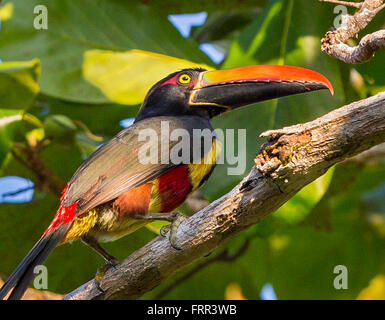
0 225 69 300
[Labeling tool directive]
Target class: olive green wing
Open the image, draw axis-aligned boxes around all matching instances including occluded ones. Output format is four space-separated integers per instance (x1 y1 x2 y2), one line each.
62 116 213 214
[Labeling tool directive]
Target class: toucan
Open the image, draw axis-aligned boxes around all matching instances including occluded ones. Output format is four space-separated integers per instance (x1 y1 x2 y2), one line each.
0 65 333 299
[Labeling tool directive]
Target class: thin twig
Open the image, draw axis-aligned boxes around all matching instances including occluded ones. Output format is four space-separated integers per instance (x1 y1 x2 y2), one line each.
72 120 103 142
321 0 385 63
319 0 363 8
11 143 65 197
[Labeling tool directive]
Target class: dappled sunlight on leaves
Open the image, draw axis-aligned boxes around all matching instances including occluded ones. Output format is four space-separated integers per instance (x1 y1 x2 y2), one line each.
0 2 13 21
225 283 247 300
83 49 212 105
357 275 385 300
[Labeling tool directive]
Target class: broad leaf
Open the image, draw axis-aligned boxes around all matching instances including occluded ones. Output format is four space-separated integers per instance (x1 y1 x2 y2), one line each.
274 168 334 224
0 109 23 167
0 59 40 109
191 9 261 44
83 49 212 105
34 95 140 138
0 2 13 21
0 0 212 104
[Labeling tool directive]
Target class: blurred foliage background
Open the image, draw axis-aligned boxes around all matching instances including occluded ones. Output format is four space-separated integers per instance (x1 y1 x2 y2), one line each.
1 0 385 299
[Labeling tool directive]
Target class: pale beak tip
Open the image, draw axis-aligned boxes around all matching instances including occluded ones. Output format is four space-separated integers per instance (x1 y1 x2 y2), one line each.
326 80 334 96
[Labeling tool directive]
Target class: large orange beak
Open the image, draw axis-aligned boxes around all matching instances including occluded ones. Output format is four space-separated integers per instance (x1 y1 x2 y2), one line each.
190 65 333 117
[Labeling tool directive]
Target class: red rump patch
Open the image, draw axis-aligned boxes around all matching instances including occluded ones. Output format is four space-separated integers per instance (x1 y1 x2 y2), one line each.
43 185 77 236
158 165 192 212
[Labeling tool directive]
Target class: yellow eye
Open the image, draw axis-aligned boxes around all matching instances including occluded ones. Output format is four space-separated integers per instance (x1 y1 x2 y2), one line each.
178 73 191 84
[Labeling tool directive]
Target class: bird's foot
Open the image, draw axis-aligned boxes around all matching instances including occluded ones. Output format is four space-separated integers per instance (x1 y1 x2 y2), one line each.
94 258 120 292
134 212 188 250
167 212 187 250
160 224 170 237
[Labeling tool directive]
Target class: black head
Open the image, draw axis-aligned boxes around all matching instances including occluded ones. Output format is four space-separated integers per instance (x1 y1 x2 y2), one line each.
135 65 333 122
135 68 212 122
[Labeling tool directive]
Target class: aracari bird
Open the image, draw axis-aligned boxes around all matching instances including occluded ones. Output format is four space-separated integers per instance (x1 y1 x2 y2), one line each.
0 65 333 299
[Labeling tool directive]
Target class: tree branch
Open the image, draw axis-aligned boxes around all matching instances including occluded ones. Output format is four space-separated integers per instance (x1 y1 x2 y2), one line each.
64 92 385 300
321 0 385 63
319 0 364 9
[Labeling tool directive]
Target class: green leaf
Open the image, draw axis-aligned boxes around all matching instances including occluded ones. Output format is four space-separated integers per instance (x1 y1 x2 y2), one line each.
275 167 334 224
43 114 77 141
149 0 266 14
0 59 40 109
33 95 140 138
83 49 212 105
0 109 23 167
265 216 385 299
357 275 385 300
0 0 212 104
191 9 261 44
0 2 13 21
0 110 42 172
